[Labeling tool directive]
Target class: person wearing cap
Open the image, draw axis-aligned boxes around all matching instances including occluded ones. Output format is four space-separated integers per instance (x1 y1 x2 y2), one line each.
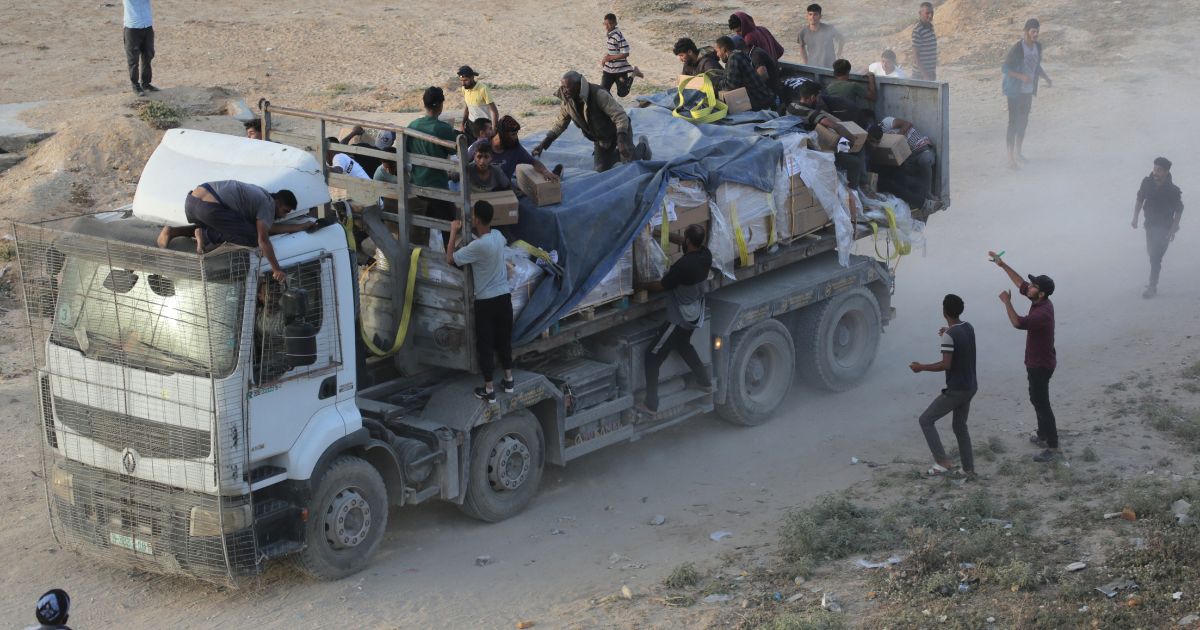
474 115 559 182
909 293 977 478
1002 18 1052 170
1132 157 1184 299
325 125 377 178
408 87 461 228
990 251 1060 462
31 588 71 629
533 71 649 173
458 66 498 139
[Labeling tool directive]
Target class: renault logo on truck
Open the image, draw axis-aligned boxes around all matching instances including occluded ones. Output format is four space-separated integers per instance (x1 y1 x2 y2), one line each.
121 448 139 475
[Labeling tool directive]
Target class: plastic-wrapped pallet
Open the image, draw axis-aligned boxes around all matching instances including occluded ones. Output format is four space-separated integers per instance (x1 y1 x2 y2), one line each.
651 178 710 227
575 247 633 311
712 181 781 269
633 229 670 284
506 247 545 318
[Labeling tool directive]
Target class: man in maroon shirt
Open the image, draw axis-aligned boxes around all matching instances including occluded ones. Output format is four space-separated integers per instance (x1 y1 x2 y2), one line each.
990 251 1060 462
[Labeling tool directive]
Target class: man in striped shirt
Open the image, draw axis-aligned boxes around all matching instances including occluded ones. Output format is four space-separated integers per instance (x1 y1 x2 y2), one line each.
874 116 937 208
601 13 642 97
911 2 938 81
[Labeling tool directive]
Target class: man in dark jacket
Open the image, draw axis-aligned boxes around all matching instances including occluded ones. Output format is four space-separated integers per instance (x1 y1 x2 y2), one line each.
533 71 649 172
1002 18 1052 169
1132 157 1184 298
674 38 721 75
714 36 775 112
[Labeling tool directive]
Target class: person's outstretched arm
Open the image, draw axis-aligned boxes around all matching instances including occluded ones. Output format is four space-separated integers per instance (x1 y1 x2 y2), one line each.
988 251 1024 288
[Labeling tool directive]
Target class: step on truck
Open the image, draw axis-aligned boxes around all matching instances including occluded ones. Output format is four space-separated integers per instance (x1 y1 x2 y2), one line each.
14 67 948 584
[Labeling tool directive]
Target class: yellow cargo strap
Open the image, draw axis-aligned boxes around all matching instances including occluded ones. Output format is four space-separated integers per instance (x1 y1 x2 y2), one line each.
731 201 750 266
358 247 423 357
765 193 778 247
511 239 553 265
868 203 910 261
339 203 357 252
659 202 671 253
672 74 729 124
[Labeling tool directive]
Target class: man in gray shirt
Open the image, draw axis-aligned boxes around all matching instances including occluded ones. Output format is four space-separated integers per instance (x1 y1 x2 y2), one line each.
448 200 514 404
797 3 844 69
157 180 311 283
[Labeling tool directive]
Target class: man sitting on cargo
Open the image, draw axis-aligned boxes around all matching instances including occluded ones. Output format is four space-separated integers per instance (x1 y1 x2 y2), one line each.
869 117 937 209
824 59 876 114
324 129 372 180
533 71 650 173
635 223 714 416
155 180 311 283
471 115 559 182
467 142 511 193
712 36 775 112
791 81 868 191
674 37 721 76
446 201 515 404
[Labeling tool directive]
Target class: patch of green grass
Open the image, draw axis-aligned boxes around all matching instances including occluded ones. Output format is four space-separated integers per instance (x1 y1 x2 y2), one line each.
326 82 370 96
135 100 184 130
497 83 538 91
1183 360 1200 380
663 562 700 589
992 559 1045 592
779 494 900 570
1142 398 1200 451
757 611 846 630
518 111 538 118
530 96 560 106
1121 478 1200 522
1105 381 1128 393
630 82 673 96
0 240 16 262
1082 446 1098 462
987 435 1008 454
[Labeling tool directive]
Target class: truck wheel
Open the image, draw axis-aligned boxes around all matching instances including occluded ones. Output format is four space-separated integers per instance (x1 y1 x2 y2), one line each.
459 410 544 523
295 455 388 580
797 287 881 392
717 319 795 426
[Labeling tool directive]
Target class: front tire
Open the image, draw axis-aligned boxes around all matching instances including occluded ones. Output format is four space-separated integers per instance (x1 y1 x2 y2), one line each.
459 410 545 523
717 319 795 426
796 287 882 391
295 455 388 580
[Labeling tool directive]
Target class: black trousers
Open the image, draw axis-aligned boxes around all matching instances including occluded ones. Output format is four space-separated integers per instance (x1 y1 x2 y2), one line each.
834 150 866 190
1006 94 1033 148
1146 223 1172 287
474 293 513 384
1027 367 1058 448
183 193 256 247
918 389 975 472
643 322 709 411
124 26 155 87
601 71 634 97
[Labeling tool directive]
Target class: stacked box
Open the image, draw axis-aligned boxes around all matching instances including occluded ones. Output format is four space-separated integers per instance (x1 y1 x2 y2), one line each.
815 124 841 152
515 164 562 206
574 247 633 311
472 190 519 225
787 173 830 238
719 87 752 114
713 182 777 266
872 133 912 166
835 121 868 153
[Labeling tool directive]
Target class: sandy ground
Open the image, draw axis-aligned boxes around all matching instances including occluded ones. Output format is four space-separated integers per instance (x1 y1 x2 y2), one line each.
2 0 1200 627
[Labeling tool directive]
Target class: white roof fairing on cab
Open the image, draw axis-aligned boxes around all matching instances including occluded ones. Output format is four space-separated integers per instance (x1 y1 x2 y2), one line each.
132 129 331 226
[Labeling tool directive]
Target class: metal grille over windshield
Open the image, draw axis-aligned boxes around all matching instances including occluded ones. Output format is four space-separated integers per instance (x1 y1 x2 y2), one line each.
14 217 260 585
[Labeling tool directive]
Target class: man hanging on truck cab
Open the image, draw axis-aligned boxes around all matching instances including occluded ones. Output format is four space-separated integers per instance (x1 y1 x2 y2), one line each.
447 200 515 404
155 180 311 283
635 224 713 416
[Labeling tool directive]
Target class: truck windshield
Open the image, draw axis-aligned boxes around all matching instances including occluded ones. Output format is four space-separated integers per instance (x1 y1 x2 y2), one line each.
49 256 245 378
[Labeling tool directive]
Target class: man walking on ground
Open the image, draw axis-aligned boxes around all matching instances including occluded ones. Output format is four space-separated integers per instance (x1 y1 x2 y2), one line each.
458 66 499 138
123 0 157 96
911 2 938 81
534 71 650 173
1132 157 1184 299
796 4 844 69
447 201 514 404
156 181 310 282
1002 19 1052 170
635 224 713 416
990 251 1060 462
909 294 977 477
600 13 643 98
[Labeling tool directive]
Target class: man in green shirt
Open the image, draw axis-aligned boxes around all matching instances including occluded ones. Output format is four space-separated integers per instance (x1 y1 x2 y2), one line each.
824 59 876 113
407 87 461 228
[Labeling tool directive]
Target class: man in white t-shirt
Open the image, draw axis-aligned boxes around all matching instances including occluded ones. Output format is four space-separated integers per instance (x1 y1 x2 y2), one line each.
324 136 371 179
868 49 907 78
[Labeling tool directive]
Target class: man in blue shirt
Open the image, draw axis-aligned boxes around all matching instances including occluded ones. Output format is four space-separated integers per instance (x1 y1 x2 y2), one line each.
123 0 157 96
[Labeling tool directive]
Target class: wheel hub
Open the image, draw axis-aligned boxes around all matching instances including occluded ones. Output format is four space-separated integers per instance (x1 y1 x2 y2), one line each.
747 352 767 389
324 488 372 550
488 436 531 491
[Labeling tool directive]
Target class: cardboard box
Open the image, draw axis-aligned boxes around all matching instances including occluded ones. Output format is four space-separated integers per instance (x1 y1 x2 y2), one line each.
678 74 707 91
515 164 561 206
815 124 841 152
719 87 752 114
835 121 868 153
872 133 912 166
472 190 519 226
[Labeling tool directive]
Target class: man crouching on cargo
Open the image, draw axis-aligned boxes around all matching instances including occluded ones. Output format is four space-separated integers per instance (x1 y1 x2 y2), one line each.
156 180 311 283
635 224 713 415
448 200 515 405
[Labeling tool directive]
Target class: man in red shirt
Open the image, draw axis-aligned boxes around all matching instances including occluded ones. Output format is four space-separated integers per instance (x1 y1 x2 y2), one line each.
990 251 1060 462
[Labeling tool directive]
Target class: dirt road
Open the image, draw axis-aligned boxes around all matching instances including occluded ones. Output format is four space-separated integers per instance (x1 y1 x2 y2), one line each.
2 0 1199 627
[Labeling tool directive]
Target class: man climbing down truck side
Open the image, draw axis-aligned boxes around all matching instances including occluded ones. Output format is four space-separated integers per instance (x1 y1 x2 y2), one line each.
635 224 713 415
155 180 310 282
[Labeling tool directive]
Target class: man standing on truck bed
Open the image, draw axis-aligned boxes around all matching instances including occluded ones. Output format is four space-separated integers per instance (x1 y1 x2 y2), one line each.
409 87 460 228
533 71 649 173
155 180 311 283
636 224 713 416
1131 157 1184 299
990 251 1061 463
447 201 515 404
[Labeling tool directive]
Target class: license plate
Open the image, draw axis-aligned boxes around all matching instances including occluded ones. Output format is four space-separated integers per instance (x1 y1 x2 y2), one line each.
109 532 153 555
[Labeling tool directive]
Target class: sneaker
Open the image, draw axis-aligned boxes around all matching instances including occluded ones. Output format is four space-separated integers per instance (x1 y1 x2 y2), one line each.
141 83 160 92
473 387 497 404
633 401 657 416
1029 434 1049 449
132 84 145 97
1033 449 1061 463
1142 285 1157 299
501 378 515 394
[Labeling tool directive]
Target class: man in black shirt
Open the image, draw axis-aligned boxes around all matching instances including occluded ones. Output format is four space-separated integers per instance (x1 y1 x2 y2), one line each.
636 224 713 415
909 294 978 475
1131 157 1184 298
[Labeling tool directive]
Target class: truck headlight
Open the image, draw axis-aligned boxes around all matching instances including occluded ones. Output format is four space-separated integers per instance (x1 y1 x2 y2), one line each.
50 467 74 506
189 504 252 537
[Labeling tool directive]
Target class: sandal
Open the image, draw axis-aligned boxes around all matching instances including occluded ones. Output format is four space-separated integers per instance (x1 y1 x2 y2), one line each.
926 463 951 476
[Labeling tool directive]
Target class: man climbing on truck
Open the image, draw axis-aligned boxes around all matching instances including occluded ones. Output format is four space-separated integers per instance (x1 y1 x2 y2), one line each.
636 223 713 415
533 71 649 173
155 180 308 282
447 201 515 404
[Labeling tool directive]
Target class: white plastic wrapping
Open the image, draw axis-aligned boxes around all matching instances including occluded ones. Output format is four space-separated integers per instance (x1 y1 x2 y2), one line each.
711 182 778 272
633 229 670 284
652 178 710 226
779 134 854 266
575 247 634 310
506 247 545 318
859 193 927 259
